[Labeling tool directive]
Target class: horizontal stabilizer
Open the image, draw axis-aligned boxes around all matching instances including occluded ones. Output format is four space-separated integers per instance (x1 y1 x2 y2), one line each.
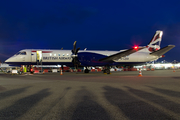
99 47 145 62
150 45 175 56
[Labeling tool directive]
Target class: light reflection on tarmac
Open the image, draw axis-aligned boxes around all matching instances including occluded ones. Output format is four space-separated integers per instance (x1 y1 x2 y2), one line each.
0 70 180 120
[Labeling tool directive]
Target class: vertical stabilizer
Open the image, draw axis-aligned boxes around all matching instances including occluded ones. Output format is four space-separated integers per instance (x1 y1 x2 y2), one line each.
147 30 163 52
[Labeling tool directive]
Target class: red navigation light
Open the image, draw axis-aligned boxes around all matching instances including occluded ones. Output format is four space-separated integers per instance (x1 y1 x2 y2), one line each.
134 46 139 50
161 55 165 58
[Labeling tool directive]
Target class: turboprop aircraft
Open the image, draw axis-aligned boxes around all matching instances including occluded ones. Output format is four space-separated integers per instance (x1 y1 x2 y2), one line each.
5 30 175 74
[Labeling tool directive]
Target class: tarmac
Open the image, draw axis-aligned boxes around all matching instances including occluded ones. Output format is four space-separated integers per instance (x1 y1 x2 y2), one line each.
0 69 180 120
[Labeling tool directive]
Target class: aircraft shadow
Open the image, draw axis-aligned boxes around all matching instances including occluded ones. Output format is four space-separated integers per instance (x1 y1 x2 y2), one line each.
70 86 110 120
103 86 173 120
38 87 71 119
0 88 51 120
0 86 31 100
146 85 180 98
0 85 6 91
125 86 180 114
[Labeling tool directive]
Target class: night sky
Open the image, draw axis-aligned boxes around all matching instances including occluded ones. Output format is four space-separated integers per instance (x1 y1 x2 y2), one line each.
0 0 180 63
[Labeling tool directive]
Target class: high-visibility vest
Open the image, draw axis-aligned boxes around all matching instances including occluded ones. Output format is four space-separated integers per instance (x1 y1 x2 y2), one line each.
24 67 27 73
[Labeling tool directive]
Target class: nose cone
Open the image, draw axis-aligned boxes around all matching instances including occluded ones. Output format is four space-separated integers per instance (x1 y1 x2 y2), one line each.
5 58 10 63
5 57 14 63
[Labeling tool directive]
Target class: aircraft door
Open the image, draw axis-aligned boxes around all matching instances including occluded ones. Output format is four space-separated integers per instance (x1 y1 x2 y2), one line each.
36 51 42 65
31 51 43 64
31 51 37 63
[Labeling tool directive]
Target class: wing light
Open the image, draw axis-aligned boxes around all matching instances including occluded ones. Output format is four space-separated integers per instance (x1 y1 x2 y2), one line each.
134 46 139 50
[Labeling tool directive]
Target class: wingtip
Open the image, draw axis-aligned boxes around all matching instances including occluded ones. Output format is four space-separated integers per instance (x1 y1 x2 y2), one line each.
168 45 175 47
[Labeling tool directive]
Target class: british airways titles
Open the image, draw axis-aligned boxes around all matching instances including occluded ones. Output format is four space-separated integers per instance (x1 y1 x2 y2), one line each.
43 57 72 60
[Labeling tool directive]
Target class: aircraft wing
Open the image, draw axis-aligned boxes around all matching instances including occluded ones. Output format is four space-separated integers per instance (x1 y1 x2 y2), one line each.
99 47 145 62
150 45 175 57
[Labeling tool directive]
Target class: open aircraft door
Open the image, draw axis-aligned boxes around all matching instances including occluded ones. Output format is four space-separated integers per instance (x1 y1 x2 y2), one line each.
31 51 42 64
36 51 42 65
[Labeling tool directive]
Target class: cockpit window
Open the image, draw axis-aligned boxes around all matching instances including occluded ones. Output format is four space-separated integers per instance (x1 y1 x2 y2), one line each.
14 51 26 56
20 52 26 55
15 52 21 55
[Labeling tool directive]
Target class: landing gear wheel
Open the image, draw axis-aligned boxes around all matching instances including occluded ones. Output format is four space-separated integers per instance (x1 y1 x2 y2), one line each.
104 69 110 74
84 69 89 73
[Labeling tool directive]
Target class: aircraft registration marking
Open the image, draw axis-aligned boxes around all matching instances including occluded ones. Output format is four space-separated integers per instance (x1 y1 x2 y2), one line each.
120 57 129 60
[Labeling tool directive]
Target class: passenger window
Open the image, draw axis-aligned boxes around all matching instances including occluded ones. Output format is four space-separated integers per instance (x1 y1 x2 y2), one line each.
58 54 60 56
20 52 26 55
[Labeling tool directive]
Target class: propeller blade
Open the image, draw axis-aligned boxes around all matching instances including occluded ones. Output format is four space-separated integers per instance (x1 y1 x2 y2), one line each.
72 49 74 54
75 65 78 69
73 41 77 54
76 47 80 54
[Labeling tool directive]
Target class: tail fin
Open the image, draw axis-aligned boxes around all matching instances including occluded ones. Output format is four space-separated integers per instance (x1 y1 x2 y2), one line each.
147 30 163 52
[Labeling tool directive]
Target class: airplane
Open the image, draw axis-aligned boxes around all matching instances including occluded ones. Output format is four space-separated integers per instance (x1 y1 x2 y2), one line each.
5 30 175 74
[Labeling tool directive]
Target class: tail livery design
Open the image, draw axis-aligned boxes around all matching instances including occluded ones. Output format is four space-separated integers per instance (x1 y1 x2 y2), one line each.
147 31 163 52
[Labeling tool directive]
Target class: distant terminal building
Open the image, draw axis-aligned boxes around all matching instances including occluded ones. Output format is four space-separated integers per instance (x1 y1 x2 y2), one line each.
134 62 180 70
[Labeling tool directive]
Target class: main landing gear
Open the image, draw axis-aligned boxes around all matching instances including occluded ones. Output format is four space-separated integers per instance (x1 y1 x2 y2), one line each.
103 69 110 74
83 66 111 74
103 66 111 74
84 67 90 73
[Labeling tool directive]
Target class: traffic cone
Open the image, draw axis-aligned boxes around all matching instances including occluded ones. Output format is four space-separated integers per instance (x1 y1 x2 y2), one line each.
60 69 63 75
138 68 142 77
173 69 175 72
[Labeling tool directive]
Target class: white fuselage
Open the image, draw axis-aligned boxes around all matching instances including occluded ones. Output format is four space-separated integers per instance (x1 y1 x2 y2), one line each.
5 47 159 66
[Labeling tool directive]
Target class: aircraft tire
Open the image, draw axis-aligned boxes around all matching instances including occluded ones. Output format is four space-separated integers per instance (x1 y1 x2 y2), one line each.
104 69 110 74
84 69 89 73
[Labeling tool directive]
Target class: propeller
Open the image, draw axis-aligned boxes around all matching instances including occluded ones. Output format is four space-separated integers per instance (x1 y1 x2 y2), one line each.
71 41 80 69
